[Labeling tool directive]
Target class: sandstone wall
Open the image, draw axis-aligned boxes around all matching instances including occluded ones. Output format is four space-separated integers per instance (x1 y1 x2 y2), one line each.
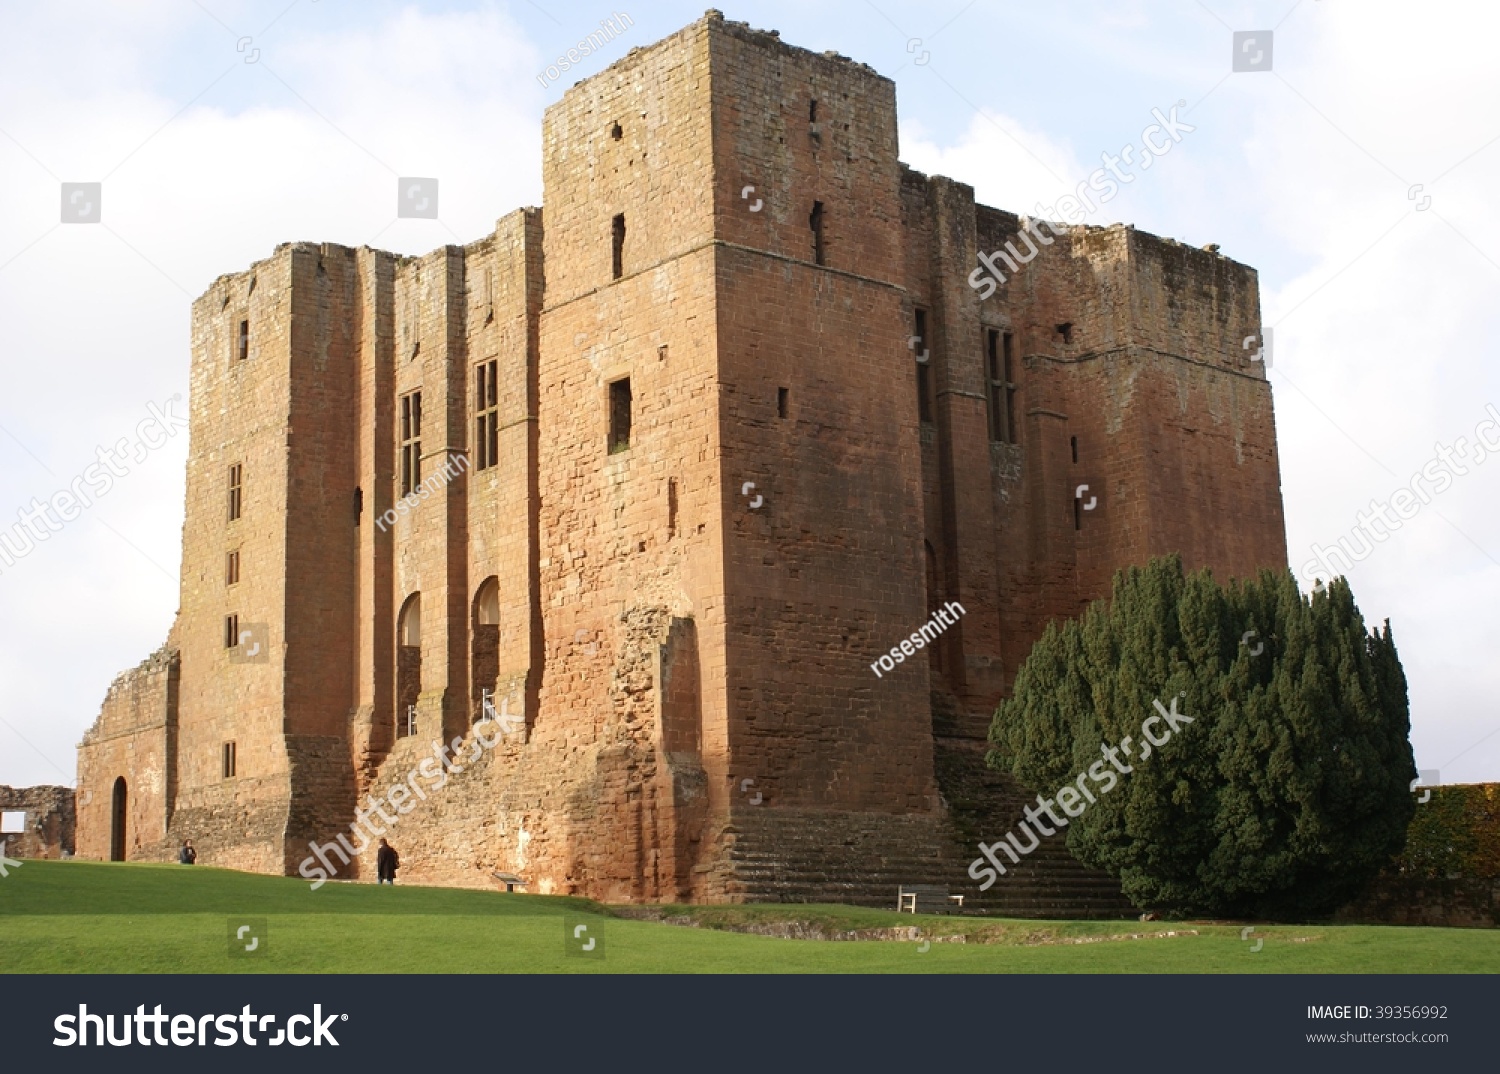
711 20 936 817
534 15 725 900
0 784 75 860
164 247 298 874
75 647 177 860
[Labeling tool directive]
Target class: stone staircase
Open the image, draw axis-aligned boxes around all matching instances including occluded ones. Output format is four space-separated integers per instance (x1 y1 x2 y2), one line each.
715 738 1136 919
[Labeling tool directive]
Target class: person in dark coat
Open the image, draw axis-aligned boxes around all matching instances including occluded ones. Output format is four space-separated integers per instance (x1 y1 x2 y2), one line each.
178 840 196 865
376 839 399 884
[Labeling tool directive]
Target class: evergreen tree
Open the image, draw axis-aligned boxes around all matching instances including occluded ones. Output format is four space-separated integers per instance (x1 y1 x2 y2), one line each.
989 556 1416 919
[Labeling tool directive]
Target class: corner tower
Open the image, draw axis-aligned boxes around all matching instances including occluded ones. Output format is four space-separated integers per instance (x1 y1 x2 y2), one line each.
536 11 939 902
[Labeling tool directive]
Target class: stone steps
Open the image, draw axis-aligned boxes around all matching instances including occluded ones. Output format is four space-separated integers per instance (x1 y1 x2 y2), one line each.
710 735 1138 919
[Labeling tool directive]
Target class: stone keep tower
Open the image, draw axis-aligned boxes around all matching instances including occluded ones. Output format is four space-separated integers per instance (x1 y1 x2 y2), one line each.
535 16 938 901
77 12 1286 911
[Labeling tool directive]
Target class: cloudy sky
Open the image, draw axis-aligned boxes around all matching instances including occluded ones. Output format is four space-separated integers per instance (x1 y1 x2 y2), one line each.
1 0 1497 790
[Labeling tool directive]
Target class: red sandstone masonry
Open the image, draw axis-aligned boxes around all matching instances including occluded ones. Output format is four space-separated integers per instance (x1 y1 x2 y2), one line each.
0 785 75 860
76 11 1288 911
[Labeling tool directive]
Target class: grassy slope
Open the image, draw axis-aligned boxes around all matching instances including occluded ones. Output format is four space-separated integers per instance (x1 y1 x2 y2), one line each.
0 860 1494 974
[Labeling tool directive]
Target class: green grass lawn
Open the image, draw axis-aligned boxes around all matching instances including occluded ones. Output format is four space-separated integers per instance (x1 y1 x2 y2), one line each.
1 859 1494 973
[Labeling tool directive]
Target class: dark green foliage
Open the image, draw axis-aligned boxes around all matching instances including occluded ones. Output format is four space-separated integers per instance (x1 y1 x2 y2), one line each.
989 556 1416 919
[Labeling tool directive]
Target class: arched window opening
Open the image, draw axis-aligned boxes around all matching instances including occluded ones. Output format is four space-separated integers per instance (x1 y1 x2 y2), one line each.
396 593 422 737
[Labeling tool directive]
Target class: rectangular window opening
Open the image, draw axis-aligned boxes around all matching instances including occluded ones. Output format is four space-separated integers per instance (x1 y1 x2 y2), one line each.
915 308 932 423
224 614 239 650
667 477 679 539
609 377 632 453
810 201 825 265
475 360 499 470
1071 436 1079 464
985 330 1019 444
222 741 237 779
1003 332 1017 443
0 811 24 834
226 550 240 586
986 331 1004 442
227 464 242 521
612 213 626 279
400 391 423 496
1056 322 1074 345
236 319 249 362
777 387 789 419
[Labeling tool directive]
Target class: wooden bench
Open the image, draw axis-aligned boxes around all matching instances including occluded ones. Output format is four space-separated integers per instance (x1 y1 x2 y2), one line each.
897 884 965 914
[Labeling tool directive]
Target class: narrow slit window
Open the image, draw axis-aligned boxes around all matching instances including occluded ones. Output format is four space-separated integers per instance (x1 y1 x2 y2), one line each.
226 550 240 586
809 99 818 123
475 359 499 470
777 387 789 419
400 391 423 496
1003 332 1017 442
1071 436 1079 464
224 614 239 650
609 378 632 453
915 308 932 422
986 330 1019 444
612 214 626 279
236 319 249 361
810 201 825 265
227 464 242 521
222 741 237 779
986 331 1004 442
667 478 679 539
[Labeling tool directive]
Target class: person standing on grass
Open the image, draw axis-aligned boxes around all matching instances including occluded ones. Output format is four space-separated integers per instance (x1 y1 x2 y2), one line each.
178 839 196 865
377 839 399 885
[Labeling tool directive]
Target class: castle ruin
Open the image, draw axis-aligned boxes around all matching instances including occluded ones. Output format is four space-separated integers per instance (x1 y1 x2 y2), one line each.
75 11 1286 912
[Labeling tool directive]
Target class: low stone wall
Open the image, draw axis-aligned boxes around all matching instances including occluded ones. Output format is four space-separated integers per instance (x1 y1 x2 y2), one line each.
1336 783 1499 928
1337 878 1499 928
0 785 75 859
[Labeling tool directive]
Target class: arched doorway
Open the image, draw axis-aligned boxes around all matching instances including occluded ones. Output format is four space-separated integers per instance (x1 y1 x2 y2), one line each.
109 777 127 861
